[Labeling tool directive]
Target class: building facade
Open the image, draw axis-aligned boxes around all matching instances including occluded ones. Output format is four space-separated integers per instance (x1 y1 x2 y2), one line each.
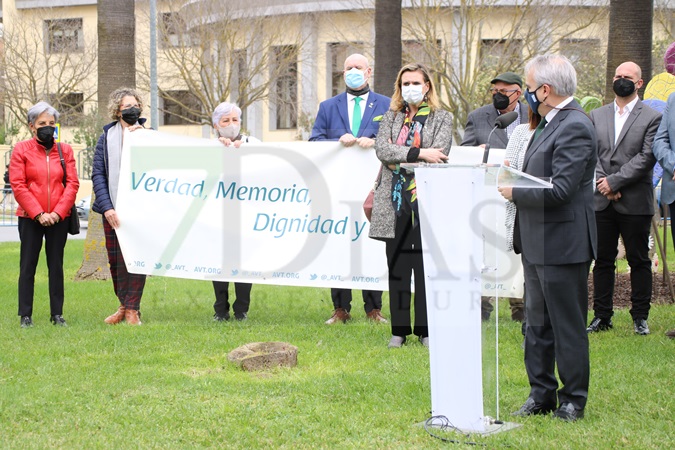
0 0 673 152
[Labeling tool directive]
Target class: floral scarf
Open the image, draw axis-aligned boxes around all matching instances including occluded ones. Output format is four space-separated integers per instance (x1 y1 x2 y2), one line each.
391 102 430 226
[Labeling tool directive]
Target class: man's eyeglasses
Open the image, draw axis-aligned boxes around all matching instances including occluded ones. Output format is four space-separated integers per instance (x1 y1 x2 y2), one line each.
489 88 520 96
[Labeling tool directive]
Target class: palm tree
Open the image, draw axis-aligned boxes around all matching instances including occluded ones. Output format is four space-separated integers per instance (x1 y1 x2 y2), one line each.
76 0 137 280
374 0 402 97
605 0 653 103
97 0 137 105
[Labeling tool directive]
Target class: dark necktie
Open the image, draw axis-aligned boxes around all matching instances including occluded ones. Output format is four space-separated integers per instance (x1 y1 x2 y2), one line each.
532 117 548 141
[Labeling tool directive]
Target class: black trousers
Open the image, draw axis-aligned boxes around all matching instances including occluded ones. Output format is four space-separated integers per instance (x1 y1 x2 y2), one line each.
385 213 428 338
212 281 252 316
523 256 590 410
593 204 652 321
18 217 69 317
330 288 382 313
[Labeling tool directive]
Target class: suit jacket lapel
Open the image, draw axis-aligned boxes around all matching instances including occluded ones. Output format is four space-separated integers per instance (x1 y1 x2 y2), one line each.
614 101 641 150
522 113 562 171
605 107 615 154
338 93 351 132
484 108 509 147
358 94 378 136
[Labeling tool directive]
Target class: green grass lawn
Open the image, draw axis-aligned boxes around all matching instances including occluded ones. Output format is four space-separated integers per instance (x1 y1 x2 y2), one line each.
0 239 673 449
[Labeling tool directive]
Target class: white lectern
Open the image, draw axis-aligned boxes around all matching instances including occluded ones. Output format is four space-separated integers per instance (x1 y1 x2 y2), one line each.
406 162 551 432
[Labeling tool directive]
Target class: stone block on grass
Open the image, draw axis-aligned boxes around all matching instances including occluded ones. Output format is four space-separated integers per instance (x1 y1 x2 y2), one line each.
228 341 298 371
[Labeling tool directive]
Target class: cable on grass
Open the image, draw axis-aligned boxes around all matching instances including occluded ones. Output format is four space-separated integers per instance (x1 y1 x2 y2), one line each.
423 415 485 446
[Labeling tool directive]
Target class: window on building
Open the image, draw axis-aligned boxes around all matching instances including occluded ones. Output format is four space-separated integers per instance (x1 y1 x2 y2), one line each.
402 40 443 84
479 39 523 69
49 92 84 126
404 40 444 66
44 18 83 54
160 12 195 48
328 42 366 97
559 38 601 65
559 38 604 97
160 90 201 125
272 46 298 130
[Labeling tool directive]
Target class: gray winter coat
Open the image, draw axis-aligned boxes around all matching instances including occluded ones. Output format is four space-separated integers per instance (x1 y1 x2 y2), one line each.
369 108 454 240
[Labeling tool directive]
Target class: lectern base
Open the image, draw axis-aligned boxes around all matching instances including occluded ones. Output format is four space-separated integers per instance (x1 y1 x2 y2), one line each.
418 416 522 437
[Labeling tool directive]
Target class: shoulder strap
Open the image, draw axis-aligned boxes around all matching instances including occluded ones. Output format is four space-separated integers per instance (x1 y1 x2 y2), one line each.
56 142 67 187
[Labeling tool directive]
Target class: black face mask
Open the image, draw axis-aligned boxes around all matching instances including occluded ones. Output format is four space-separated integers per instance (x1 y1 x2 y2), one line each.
492 92 511 110
121 107 141 125
613 78 636 98
36 126 55 148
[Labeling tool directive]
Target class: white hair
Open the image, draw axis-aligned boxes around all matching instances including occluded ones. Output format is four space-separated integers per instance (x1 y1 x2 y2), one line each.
27 101 60 125
525 54 577 97
212 102 242 126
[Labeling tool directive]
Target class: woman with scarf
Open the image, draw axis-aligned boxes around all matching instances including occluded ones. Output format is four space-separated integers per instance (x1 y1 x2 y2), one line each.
369 63 453 348
10 101 79 328
92 87 147 326
503 109 540 337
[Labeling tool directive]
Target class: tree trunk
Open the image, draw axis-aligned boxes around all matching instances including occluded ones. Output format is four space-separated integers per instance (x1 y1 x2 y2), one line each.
76 0 137 281
374 0 402 97
75 199 112 281
97 0 136 107
605 0 653 103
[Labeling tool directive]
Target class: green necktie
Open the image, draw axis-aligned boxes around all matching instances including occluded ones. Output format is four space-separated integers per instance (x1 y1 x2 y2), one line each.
533 117 548 141
352 97 362 136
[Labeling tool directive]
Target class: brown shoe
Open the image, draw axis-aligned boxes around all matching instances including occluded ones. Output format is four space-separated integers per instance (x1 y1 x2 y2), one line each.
104 306 126 325
324 308 351 324
666 329 675 339
366 309 388 323
124 309 142 326
511 307 525 322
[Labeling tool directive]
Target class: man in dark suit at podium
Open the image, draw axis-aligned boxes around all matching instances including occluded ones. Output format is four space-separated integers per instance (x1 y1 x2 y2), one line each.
499 54 597 422
309 53 390 325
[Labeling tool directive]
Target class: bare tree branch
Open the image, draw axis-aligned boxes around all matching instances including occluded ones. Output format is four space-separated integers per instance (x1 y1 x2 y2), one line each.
2 10 97 133
136 1 306 127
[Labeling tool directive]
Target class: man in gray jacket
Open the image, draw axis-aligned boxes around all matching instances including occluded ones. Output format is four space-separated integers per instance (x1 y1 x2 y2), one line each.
461 72 529 149
588 61 661 336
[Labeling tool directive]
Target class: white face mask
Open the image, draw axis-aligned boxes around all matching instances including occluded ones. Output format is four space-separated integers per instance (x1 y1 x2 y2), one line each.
401 85 425 106
217 124 241 140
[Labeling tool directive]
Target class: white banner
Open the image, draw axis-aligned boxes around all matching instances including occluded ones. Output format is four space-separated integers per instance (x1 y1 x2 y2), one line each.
116 130 388 290
115 130 523 297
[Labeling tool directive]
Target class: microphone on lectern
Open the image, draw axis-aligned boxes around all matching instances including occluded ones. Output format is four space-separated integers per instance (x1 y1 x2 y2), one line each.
481 111 519 164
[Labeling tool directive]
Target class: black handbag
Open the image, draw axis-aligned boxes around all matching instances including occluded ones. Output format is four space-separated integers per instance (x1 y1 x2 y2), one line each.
56 143 80 235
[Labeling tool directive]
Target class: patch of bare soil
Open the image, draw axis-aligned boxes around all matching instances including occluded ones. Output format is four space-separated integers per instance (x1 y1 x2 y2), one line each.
588 273 674 309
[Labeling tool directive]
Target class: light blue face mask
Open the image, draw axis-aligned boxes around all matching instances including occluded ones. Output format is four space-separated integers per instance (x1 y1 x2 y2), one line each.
345 68 366 89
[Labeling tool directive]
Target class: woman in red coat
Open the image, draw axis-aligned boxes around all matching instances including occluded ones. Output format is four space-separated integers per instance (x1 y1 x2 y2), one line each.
9 101 79 328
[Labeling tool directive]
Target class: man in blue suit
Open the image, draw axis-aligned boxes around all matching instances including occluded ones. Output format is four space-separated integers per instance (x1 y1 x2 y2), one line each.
310 53 390 324
653 91 675 250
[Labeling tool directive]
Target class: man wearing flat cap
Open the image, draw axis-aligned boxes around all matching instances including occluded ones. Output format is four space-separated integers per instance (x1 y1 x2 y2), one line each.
462 72 529 323
462 72 528 149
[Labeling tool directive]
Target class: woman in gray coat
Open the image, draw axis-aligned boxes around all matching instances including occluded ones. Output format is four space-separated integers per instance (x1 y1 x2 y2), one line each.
369 63 453 348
